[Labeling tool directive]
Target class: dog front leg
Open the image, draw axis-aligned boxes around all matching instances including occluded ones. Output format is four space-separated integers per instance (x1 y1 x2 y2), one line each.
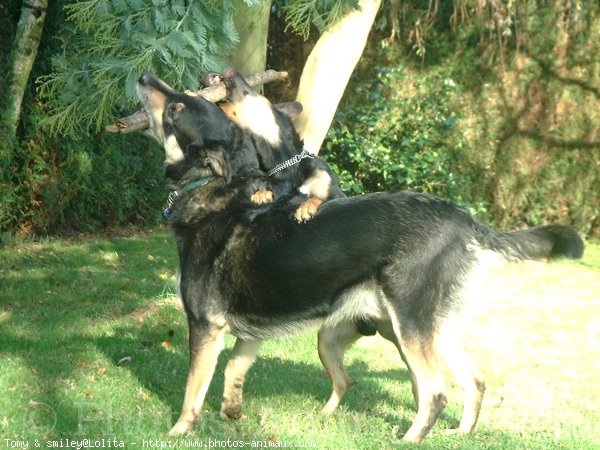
296 167 333 222
170 321 227 435
220 338 262 419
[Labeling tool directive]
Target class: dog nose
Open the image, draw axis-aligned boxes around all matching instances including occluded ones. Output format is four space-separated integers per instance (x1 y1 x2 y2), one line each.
139 71 154 85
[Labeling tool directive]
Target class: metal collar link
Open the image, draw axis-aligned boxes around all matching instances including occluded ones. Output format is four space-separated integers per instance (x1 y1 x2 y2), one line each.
267 148 315 177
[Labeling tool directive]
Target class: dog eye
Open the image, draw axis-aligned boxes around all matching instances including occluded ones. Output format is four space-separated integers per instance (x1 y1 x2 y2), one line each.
167 102 186 119
167 104 178 117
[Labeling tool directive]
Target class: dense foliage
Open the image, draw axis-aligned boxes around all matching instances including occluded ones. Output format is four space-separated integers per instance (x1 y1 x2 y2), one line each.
324 3 599 236
1 0 598 237
0 0 352 236
0 0 168 234
1 122 164 235
326 66 487 216
39 0 245 135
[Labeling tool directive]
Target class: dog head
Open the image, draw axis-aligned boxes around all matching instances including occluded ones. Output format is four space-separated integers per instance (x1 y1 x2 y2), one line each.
137 72 237 183
220 68 303 151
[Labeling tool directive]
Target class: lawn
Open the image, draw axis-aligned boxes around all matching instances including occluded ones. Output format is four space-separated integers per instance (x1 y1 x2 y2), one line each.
1 230 598 449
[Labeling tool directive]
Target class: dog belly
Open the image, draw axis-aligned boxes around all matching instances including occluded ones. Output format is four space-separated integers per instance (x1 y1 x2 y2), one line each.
224 278 387 340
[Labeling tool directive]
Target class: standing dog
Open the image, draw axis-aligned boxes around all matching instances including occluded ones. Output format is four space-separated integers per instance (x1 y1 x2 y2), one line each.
136 72 584 442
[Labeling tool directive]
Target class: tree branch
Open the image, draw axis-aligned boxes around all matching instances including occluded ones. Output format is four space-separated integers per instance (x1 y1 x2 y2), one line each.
106 69 288 134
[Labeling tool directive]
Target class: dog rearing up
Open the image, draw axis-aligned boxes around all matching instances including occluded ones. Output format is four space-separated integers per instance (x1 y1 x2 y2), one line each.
205 68 345 222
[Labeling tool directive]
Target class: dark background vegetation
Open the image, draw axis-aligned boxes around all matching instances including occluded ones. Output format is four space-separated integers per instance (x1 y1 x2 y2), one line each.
1 1 598 237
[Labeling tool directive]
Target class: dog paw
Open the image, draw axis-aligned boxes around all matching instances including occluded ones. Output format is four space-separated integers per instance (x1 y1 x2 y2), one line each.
220 409 246 420
251 190 274 205
169 418 193 435
294 198 324 223
320 400 340 416
220 400 247 420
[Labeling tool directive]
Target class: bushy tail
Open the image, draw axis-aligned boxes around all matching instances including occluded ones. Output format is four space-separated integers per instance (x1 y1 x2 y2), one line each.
481 224 584 261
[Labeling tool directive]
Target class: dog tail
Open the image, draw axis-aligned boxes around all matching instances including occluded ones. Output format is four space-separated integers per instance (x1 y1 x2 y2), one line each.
478 224 584 261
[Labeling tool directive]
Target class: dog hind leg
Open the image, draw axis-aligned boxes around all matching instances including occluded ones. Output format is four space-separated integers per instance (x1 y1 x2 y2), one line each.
220 338 262 420
318 321 363 414
437 333 485 434
375 320 419 405
398 333 448 443
383 307 448 443
170 322 227 435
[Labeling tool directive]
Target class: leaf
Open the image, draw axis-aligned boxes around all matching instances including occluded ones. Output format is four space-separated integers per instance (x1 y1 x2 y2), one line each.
117 356 133 366
139 389 150 401
124 71 139 101
165 30 188 56
39 0 240 135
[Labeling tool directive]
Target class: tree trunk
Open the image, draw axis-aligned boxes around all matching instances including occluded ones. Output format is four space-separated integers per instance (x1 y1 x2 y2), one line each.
293 0 382 155
227 0 273 79
4 0 48 141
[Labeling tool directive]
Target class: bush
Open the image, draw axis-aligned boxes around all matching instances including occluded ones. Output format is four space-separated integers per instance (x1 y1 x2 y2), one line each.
325 64 488 216
0 0 166 236
0 106 165 234
324 13 600 238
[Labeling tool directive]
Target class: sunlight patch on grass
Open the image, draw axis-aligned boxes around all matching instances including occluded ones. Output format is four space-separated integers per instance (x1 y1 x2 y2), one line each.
0 234 598 449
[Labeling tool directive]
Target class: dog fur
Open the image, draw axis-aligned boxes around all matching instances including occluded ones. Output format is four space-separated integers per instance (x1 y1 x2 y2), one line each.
203 68 345 222
136 71 584 442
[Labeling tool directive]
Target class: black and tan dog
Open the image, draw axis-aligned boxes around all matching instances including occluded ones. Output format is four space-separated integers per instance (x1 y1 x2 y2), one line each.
196 67 344 222
136 72 584 442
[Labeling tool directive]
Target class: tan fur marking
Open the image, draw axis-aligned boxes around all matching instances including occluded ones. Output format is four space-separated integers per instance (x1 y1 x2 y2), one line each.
143 89 168 144
375 320 420 404
169 324 228 435
220 339 262 420
164 134 185 164
381 303 447 443
298 169 332 200
224 95 281 147
295 197 324 223
435 330 485 434
219 101 236 120
250 189 274 205
399 336 448 443
318 322 362 414
139 88 186 165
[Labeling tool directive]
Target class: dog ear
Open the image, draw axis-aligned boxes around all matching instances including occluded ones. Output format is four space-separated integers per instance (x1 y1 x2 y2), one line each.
167 102 186 119
204 148 231 184
274 101 303 120
185 140 204 156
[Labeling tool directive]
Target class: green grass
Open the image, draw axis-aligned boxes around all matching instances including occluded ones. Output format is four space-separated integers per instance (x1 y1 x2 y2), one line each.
1 231 599 449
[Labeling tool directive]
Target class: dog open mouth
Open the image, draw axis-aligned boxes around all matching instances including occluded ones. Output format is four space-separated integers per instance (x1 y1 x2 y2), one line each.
136 71 173 144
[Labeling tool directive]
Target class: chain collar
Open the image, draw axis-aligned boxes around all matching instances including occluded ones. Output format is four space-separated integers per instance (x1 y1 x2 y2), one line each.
267 148 315 176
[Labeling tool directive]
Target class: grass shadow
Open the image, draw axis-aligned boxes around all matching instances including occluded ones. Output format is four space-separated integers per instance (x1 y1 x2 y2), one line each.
92 317 416 419
2 233 598 448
